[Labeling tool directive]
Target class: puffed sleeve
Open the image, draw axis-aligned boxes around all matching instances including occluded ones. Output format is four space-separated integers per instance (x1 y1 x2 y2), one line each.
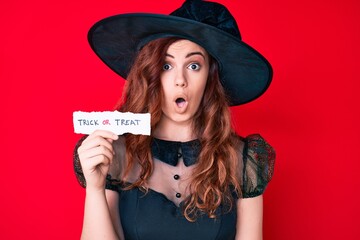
240 134 275 198
73 136 121 191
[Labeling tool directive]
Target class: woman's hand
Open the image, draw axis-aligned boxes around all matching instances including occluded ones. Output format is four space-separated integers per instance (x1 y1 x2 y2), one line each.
77 130 119 191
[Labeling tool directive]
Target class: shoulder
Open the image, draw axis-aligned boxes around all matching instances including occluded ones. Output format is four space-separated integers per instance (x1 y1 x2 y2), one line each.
235 133 276 198
243 134 275 164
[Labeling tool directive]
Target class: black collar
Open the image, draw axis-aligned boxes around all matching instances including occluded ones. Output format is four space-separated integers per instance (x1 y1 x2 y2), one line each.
151 138 201 167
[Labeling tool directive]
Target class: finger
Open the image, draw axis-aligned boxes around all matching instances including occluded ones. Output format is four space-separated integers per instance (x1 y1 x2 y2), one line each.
86 130 118 142
79 137 114 154
82 145 114 162
79 136 115 154
82 154 111 173
79 145 114 165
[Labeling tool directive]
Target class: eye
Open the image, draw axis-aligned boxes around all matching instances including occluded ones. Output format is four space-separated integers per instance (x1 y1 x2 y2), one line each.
163 63 173 71
188 63 201 71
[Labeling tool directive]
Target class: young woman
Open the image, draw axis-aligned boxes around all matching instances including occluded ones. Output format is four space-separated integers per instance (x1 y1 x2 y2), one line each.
74 1 275 239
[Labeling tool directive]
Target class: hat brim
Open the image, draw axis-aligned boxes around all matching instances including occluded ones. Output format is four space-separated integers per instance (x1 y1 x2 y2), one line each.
88 13 272 105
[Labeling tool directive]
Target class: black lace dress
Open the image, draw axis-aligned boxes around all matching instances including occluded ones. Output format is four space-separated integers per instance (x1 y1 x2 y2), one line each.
73 134 275 240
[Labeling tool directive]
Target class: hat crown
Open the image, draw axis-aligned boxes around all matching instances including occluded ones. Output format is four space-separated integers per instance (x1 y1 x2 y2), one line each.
170 0 241 40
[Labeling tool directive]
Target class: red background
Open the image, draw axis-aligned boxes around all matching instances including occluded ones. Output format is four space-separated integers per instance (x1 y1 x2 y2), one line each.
1 0 359 239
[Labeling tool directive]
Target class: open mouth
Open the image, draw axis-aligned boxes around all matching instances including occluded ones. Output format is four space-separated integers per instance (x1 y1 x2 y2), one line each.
175 97 186 108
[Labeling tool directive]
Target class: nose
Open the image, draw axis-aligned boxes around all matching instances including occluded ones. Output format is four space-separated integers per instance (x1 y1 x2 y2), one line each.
175 69 187 88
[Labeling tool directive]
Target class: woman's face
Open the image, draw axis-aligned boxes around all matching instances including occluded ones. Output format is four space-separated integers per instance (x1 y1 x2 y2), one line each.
160 39 209 125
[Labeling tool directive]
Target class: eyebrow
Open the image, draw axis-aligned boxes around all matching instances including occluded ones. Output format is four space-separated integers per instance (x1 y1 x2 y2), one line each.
165 52 206 60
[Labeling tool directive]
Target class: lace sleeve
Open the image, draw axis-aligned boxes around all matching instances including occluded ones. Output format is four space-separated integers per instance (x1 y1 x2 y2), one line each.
73 136 120 191
241 134 275 198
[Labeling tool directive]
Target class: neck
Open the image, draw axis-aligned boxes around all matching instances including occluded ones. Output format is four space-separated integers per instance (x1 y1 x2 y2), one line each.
153 116 196 142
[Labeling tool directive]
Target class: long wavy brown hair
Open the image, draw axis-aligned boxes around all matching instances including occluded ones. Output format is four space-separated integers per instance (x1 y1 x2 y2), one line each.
117 37 241 221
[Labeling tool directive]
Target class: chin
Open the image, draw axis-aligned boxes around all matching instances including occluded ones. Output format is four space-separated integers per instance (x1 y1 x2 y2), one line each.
171 115 193 124
162 112 195 125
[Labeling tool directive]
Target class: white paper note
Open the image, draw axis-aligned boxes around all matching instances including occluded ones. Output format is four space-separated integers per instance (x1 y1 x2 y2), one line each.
73 111 151 135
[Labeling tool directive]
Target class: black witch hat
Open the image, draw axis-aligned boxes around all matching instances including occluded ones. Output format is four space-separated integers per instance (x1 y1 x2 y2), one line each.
88 0 273 105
